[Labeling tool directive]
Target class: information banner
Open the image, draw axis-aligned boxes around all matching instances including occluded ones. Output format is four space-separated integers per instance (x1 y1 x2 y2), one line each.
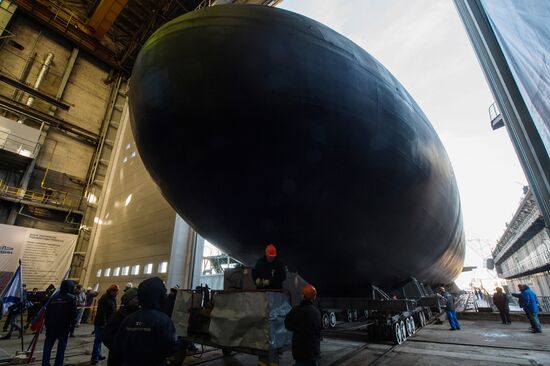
0 224 77 293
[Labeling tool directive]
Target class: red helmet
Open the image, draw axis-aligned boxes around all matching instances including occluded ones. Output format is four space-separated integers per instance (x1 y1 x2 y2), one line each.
301 284 317 300
265 243 277 257
108 284 120 293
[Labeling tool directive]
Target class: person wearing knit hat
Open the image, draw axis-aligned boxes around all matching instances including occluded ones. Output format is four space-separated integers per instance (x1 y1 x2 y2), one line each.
120 283 135 306
121 287 138 306
103 287 139 366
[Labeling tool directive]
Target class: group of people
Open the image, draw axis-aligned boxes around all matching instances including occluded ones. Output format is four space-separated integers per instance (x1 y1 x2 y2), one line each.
25 244 550 366
493 284 542 333
440 284 543 334
1 284 56 340
42 277 177 366
0 284 99 341
473 288 485 301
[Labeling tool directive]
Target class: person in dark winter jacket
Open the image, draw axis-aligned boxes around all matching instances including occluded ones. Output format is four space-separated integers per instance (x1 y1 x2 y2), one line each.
493 287 511 324
42 280 77 366
522 285 542 333
284 284 321 366
1 302 23 340
103 288 139 366
92 284 119 364
252 243 287 289
115 277 177 366
439 287 460 330
25 288 42 329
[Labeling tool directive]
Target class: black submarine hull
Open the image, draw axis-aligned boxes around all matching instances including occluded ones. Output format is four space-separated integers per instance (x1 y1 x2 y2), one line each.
129 5 465 297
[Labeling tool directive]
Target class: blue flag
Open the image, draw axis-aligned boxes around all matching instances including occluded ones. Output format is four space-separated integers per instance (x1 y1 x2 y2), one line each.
2 264 22 314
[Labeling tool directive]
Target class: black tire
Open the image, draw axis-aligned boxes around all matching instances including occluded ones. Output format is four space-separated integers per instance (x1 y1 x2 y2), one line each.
222 349 233 356
322 312 330 329
329 312 337 328
393 322 403 345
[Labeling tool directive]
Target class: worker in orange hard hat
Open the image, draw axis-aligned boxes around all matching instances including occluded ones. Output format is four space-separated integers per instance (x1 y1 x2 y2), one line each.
251 243 287 289
285 284 321 365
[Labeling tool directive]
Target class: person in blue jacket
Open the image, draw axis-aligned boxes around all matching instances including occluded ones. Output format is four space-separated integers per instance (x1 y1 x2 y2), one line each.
522 285 542 333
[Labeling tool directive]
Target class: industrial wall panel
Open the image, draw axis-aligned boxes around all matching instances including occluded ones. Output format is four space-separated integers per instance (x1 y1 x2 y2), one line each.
0 16 71 101
37 130 94 179
55 54 111 133
87 106 176 292
0 15 111 191
499 228 550 279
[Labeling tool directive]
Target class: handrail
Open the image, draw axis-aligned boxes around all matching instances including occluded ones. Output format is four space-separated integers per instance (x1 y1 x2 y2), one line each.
0 129 39 144
493 200 541 262
499 250 550 278
0 179 82 209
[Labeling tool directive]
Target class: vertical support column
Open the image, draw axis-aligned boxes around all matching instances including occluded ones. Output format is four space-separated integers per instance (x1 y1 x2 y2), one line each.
166 215 205 289
81 101 129 287
193 235 205 288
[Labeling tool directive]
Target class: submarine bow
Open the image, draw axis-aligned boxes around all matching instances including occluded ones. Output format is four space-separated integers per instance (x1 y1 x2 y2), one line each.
129 5 465 296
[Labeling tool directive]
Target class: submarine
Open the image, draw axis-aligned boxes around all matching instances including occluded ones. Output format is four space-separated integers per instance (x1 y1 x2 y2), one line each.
128 5 465 297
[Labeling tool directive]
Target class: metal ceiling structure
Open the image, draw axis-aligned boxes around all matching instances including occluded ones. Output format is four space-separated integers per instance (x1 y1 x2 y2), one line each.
11 0 282 73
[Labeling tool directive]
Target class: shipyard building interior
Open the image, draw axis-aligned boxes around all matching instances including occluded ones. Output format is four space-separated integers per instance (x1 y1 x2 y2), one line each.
0 0 548 365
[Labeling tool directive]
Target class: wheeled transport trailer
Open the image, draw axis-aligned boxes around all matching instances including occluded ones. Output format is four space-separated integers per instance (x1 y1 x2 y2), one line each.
317 287 437 345
224 268 444 345
171 287 291 365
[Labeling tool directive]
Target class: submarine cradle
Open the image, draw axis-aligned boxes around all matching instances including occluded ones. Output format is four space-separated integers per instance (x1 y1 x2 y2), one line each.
128 5 466 298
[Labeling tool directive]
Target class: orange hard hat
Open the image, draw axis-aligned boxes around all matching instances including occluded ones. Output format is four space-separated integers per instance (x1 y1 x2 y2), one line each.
301 284 317 300
265 243 277 257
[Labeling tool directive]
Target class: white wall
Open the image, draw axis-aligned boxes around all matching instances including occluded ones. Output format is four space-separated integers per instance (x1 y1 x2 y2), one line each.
83 102 200 292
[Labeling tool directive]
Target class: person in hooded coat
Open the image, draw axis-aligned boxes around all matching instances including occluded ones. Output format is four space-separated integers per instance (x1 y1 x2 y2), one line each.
116 277 177 366
42 280 77 366
103 288 139 366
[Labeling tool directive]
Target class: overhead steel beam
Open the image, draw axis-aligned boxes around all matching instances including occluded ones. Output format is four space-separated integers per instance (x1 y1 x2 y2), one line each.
12 0 125 72
0 72 71 110
0 94 99 145
88 0 129 40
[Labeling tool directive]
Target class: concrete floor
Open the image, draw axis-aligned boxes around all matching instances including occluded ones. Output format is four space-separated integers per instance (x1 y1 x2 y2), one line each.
0 319 547 365
0 324 97 365
187 319 550 366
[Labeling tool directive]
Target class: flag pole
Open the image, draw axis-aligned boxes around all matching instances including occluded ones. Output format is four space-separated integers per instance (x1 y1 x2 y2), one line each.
18 259 24 353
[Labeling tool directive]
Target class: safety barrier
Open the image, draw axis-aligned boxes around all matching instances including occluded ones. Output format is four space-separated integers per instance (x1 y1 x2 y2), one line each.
0 179 82 210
